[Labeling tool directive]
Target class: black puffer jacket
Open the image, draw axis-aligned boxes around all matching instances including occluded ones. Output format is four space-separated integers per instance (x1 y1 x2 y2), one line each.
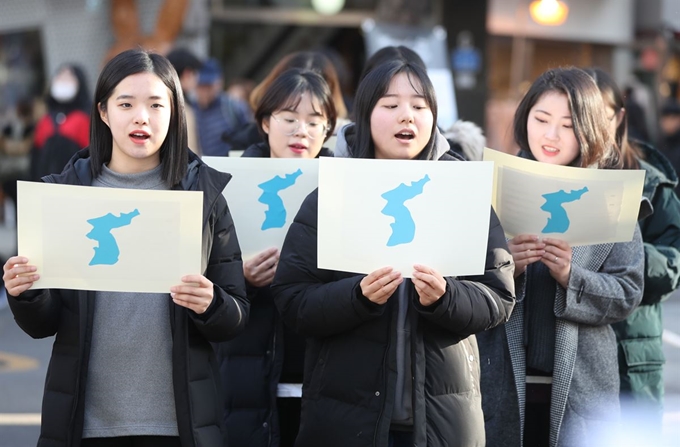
7 149 248 447
215 140 333 447
271 148 516 447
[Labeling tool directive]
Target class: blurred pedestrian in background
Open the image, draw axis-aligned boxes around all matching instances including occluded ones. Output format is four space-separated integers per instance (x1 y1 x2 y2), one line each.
31 63 91 181
166 47 203 155
192 58 252 156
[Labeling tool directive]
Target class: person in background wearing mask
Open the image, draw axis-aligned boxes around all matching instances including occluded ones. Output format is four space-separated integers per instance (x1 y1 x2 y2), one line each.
31 63 91 180
166 47 202 155
192 58 252 156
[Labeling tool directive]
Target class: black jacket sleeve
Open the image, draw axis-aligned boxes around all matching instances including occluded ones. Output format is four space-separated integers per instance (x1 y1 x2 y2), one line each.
413 207 516 336
7 288 63 339
193 194 249 342
272 190 386 337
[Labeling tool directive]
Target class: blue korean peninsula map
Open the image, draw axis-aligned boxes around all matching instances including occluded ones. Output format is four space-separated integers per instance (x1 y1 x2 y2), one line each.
86 209 140 266
258 169 303 230
381 174 431 246
540 187 589 233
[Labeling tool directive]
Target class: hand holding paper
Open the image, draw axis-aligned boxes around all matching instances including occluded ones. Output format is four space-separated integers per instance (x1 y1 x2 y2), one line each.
170 274 214 315
507 235 546 278
360 267 403 305
412 264 446 306
541 238 573 288
2 256 40 297
243 247 280 288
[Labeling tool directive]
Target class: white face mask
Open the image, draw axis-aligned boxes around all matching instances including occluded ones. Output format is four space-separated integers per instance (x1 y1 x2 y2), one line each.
51 81 78 102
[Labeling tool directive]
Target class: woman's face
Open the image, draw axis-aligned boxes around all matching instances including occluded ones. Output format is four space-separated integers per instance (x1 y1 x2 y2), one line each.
99 72 172 173
262 93 328 159
527 91 580 166
51 67 79 103
370 72 434 160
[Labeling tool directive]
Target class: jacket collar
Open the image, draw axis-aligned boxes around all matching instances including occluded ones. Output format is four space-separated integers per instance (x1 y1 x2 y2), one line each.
43 148 231 219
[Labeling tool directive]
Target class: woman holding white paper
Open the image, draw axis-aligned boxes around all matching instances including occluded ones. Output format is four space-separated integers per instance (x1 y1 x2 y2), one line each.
271 59 515 447
2 49 248 447
477 67 645 447
215 68 337 447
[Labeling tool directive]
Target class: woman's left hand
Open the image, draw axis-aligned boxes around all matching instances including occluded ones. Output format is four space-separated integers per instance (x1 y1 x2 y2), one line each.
412 264 447 307
541 238 572 288
170 274 214 314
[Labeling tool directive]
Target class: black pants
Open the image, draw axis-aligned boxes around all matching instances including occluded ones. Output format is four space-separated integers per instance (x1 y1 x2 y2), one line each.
524 382 551 447
81 436 182 447
277 397 301 447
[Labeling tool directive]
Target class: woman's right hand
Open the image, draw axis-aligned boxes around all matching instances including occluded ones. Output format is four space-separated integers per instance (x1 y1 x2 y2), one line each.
507 235 546 278
2 256 40 297
360 267 403 305
243 247 280 288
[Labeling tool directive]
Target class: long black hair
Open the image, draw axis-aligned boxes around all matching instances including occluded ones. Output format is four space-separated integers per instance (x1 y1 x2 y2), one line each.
359 45 426 83
351 59 438 160
90 49 188 185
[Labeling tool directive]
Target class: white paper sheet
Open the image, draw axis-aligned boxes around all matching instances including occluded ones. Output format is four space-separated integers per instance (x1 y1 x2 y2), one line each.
203 157 320 261
317 157 494 277
483 148 646 245
17 181 203 293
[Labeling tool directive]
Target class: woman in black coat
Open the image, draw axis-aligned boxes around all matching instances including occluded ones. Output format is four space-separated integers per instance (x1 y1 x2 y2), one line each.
271 60 516 447
215 68 337 447
3 49 248 447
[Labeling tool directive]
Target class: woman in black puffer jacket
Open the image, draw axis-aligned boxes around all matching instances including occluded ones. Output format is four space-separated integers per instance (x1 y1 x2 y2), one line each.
3 49 248 447
215 68 337 447
271 59 515 447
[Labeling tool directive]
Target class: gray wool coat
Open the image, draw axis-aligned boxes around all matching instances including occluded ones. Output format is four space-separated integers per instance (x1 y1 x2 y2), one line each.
478 226 644 447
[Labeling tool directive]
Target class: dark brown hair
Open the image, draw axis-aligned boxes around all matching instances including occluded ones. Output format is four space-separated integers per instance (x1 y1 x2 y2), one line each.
513 66 620 169
249 51 347 119
583 67 642 170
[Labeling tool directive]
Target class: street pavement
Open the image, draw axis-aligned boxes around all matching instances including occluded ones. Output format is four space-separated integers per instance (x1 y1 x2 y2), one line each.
1 292 680 446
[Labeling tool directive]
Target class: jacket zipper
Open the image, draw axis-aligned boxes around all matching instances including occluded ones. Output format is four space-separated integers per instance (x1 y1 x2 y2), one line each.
372 316 393 447
68 292 90 445
268 324 277 447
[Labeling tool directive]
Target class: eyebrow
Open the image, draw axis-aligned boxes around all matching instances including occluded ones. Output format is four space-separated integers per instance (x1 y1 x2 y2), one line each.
381 93 426 99
535 109 571 119
279 108 324 117
115 94 166 100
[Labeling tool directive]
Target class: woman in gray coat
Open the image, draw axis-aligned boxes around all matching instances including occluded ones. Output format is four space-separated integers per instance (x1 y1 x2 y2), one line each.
477 67 645 447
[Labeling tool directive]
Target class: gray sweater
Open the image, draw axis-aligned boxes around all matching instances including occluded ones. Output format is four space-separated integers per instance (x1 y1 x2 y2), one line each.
82 164 178 438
